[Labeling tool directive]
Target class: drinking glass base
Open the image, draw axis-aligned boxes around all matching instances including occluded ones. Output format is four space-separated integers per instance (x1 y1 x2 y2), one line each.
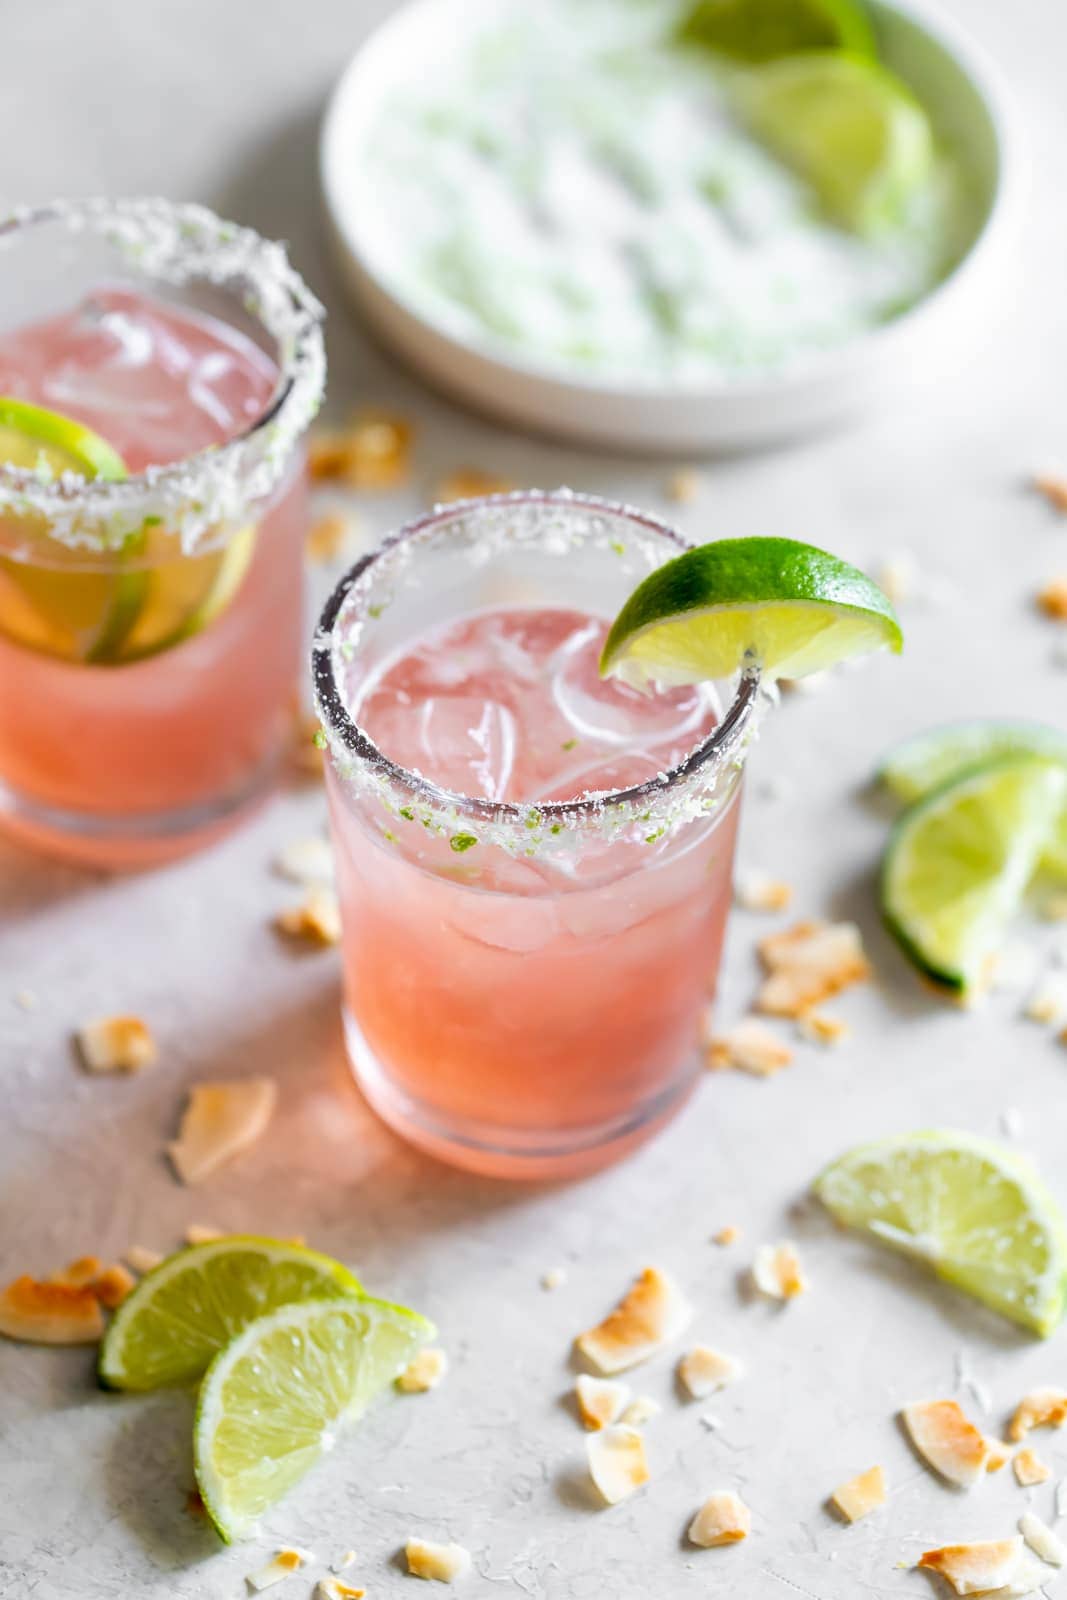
343 1007 699 1181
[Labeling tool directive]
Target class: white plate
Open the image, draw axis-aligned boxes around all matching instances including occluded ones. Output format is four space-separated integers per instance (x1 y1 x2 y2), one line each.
320 0 1018 454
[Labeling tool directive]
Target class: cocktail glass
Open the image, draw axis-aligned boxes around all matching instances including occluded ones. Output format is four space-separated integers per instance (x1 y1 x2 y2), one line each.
0 198 325 868
313 491 763 1180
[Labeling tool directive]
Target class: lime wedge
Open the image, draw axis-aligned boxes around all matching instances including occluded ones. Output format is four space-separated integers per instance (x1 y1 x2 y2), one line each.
736 52 934 234
816 1130 1067 1336
194 1294 435 1542
676 0 875 63
599 536 901 688
0 396 127 481
98 1237 362 1391
879 720 1067 880
882 756 1067 993
115 523 258 661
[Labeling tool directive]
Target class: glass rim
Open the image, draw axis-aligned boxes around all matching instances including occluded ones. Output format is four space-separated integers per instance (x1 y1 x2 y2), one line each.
0 197 326 554
312 488 761 834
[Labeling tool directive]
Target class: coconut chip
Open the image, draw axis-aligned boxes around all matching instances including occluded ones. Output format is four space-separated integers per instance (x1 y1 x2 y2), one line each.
586 1424 650 1505
316 1583 365 1600
433 468 515 505
274 836 334 887
831 1465 886 1523
92 1264 136 1309
541 1266 567 1291
184 1223 225 1246
1009 1387 1067 1443
903 1399 989 1488
713 1225 739 1247
756 921 871 1018
707 1017 793 1077
1020 1512 1067 1567
124 1244 164 1274
275 887 342 946
688 1490 751 1547
1024 975 1067 1025
404 1538 471 1582
332 1552 358 1574
51 1255 103 1288
664 468 703 504
751 1241 807 1300
918 1538 1045 1596
575 1266 692 1374
620 1395 661 1427
985 1438 1013 1473
310 413 412 490
397 1348 448 1394
734 872 793 913
678 1344 742 1400
246 1548 309 1591
167 1077 277 1186
76 1015 157 1074
1038 580 1067 621
797 1012 851 1047
1035 474 1067 513
306 512 363 564
0 1275 104 1344
575 1374 631 1431
1014 1448 1052 1487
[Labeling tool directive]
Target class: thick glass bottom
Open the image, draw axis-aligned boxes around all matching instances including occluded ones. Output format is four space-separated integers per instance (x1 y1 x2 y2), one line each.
343 1006 699 1181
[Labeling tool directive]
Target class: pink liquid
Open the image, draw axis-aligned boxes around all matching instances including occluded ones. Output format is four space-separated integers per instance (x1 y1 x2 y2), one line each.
327 607 740 1178
0 289 307 867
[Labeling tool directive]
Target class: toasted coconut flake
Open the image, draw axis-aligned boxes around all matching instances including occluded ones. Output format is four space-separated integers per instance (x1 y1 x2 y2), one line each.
1038 579 1067 621
678 1344 742 1400
1009 1387 1067 1443
1024 975 1067 1025
757 920 871 1019
751 1241 808 1301
76 1014 157 1074
124 1244 163 1274
1014 1448 1052 1487
541 1266 567 1290
52 1254 103 1288
306 512 363 564
167 1078 277 1186
316 1582 365 1600
1020 1512 1067 1566
985 1438 1013 1473
433 468 515 506
586 1424 650 1505
247 1548 309 1591
575 1266 692 1374
707 1017 793 1077
665 468 703 504
310 412 412 490
918 1538 1041 1596
831 1464 886 1523
184 1223 225 1246
734 871 793 913
91 1264 136 1309
903 1400 989 1488
713 1225 740 1247
275 887 342 946
797 1012 851 1047
397 1348 448 1394
0 1275 104 1344
404 1538 471 1582
576 1374 631 1431
332 1552 358 1573
1036 474 1067 513
274 835 334 887
620 1395 661 1427
688 1489 751 1547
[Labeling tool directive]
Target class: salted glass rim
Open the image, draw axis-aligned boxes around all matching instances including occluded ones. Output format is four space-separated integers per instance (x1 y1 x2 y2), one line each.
312 488 761 837
0 197 326 553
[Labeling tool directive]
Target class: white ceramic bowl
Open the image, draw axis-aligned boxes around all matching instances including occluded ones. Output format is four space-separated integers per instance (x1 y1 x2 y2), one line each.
320 0 1017 454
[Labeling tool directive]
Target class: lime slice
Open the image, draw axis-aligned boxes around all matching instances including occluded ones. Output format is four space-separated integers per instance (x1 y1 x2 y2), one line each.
0 396 127 481
816 1130 1067 1336
194 1294 434 1542
599 536 901 688
114 523 258 661
880 720 1067 880
736 52 935 234
676 0 875 63
98 1236 362 1391
881 756 1067 993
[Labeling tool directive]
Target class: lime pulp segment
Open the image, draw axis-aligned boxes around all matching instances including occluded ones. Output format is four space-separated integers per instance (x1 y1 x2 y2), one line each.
816 1130 1067 1337
736 51 935 235
599 536 901 688
98 1236 363 1391
676 0 876 63
881 756 1067 993
879 719 1067 880
194 1293 435 1542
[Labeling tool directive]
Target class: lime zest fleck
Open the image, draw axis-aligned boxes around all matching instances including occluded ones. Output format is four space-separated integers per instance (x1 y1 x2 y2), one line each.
450 833 478 853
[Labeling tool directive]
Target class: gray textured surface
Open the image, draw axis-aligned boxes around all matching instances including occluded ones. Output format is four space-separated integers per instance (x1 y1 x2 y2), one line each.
3 2 1067 1596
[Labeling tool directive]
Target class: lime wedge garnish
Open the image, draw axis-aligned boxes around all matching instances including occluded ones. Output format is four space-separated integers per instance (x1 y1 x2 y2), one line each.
676 0 875 64
599 536 901 688
816 1130 1067 1337
879 720 1067 881
98 1237 362 1391
0 396 127 481
736 52 935 234
194 1294 435 1542
881 756 1067 994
